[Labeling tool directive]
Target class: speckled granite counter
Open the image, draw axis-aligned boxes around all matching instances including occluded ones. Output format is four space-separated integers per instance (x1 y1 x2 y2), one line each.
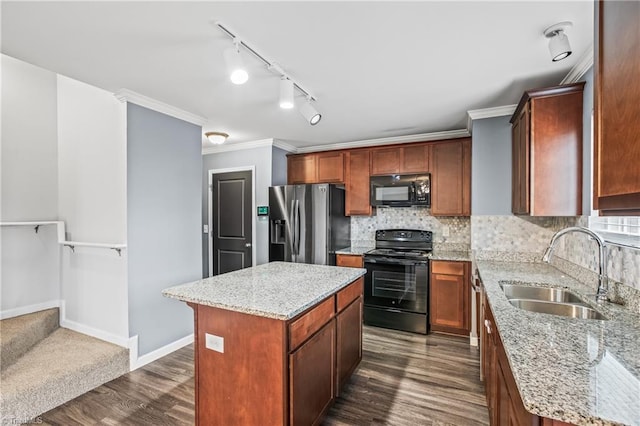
477 261 640 426
429 250 472 262
162 262 366 320
335 246 374 255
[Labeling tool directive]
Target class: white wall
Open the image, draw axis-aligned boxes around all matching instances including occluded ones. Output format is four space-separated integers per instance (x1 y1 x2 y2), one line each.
56 75 128 342
1 55 61 315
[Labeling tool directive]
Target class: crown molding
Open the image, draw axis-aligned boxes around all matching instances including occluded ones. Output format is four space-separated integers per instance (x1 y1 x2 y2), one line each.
114 89 207 127
202 138 275 155
466 104 517 132
294 129 470 154
272 139 298 153
560 43 594 84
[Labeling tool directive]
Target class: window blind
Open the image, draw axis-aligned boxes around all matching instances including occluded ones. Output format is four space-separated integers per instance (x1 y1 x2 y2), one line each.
589 216 640 248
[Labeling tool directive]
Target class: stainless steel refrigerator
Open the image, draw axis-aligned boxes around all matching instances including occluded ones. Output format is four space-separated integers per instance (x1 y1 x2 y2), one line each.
269 184 350 265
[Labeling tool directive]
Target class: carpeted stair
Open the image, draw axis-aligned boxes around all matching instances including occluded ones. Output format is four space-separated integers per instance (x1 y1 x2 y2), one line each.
0 309 129 424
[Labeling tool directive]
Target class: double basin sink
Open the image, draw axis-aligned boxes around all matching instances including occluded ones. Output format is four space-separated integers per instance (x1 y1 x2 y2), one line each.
501 283 607 320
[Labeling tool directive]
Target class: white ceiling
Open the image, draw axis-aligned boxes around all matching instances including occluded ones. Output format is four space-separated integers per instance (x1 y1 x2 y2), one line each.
1 1 594 150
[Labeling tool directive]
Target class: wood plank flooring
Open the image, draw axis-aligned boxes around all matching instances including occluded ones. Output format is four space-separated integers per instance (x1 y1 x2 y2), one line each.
39 326 489 425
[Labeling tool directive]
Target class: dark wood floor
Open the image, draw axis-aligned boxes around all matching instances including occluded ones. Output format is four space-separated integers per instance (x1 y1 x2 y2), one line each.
39 326 488 425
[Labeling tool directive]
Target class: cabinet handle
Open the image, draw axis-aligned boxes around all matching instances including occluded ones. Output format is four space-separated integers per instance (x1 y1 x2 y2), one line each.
484 319 491 334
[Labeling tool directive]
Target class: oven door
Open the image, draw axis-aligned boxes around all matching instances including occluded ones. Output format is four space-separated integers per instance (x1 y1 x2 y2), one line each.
363 256 428 314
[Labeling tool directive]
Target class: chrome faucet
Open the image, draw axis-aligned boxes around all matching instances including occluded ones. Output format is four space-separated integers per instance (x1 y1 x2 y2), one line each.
542 226 608 303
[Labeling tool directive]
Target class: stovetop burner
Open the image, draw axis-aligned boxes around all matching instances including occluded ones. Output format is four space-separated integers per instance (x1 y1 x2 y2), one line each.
364 229 433 259
365 248 430 258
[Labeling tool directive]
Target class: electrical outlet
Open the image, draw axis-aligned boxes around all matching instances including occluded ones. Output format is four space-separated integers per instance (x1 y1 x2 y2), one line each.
205 333 224 353
442 226 450 237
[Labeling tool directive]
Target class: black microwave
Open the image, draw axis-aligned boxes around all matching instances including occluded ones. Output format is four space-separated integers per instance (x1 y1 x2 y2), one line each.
370 174 431 207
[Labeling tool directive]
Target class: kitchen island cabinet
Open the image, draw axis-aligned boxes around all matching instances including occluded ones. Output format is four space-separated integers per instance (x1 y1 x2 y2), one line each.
162 262 366 426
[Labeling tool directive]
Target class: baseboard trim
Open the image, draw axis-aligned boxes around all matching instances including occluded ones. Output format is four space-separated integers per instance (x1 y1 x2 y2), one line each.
129 334 194 371
469 335 479 347
60 317 129 348
0 300 61 320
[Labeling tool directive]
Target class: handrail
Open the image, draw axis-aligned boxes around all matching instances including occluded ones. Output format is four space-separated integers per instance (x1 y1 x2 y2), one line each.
1 221 126 256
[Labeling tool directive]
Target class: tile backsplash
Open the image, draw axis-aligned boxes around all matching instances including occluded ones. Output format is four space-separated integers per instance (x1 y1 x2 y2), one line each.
350 207 470 250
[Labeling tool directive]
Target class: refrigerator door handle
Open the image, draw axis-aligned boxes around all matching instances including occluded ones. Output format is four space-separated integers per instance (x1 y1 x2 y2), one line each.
294 199 301 255
289 200 296 256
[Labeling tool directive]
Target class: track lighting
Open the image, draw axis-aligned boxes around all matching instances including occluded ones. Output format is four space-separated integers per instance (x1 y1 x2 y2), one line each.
205 131 229 145
279 78 294 109
544 22 573 62
215 22 322 126
223 40 248 85
300 99 321 125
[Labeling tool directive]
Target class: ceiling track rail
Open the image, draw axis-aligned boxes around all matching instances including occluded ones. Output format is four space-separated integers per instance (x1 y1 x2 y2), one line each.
214 21 317 102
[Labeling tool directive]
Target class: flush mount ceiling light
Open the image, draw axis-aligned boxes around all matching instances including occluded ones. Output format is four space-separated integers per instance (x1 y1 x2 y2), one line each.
215 21 322 126
223 40 249 85
544 21 573 62
300 98 322 125
205 131 229 145
279 77 294 109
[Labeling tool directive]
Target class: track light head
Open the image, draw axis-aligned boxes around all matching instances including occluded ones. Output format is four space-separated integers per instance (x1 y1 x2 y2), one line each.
223 41 249 85
300 100 321 125
279 78 294 109
544 22 573 62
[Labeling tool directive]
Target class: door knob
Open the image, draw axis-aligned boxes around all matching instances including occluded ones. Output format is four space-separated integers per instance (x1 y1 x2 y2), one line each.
245 243 252 247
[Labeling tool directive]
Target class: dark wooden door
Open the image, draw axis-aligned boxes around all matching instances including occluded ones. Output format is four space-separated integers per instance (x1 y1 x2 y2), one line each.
212 170 252 275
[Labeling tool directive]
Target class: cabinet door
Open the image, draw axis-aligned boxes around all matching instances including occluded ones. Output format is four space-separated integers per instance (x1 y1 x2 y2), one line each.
288 154 317 184
511 107 530 215
290 319 335 426
336 254 364 268
431 139 471 216
430 261 470 335
370 147 400 175
595 1 640 213
336 297 362 396
345 150 372 216
317 151 345 183
400 144 430 173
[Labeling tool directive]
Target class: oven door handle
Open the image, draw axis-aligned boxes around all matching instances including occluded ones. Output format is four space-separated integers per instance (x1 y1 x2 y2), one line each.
364 257 428 266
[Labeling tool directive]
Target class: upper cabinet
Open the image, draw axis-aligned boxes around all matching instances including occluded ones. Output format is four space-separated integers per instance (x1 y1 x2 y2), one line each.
370 144 430 175
510 83 584 216
288 154 318 184
317 151 345 183
595 1 640 214
345 150 372 216
431 138 471 216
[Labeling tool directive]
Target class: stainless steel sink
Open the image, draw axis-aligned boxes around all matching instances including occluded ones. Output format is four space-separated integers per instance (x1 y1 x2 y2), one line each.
509 299 607 320
501 284 583 304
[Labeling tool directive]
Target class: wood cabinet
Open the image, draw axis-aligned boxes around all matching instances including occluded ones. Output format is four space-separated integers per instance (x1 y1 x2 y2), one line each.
510 83 584 216
345 150 372 216
317 151 345 183
430 138 471 216
594 1 640 214
336 253 364 268
429 260 470 335
288 154 317 184
190 276 363 425
290 319 336 426
370 143 431 175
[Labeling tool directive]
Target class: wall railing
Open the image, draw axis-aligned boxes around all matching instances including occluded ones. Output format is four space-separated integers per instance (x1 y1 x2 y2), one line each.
0 221 126 256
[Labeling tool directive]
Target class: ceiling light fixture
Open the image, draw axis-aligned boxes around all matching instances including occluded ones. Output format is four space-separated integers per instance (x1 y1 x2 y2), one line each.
279 77 294 109
223 40 249 85
300 98 322 125
214 22 322 125
205 131 229 145
544 22 573 62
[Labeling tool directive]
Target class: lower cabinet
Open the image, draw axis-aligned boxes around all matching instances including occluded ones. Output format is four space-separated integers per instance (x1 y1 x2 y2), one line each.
336 296 363 395
336 253 364 268
481 292 564 426
290 319 336 426
430 260 471 335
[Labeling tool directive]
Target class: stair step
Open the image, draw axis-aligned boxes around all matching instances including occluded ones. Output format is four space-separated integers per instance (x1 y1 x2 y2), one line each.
0 308 59 372
0 328 129 422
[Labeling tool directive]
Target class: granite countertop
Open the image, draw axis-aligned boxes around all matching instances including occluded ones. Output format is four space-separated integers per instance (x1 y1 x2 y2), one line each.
477 261 640 426
335 246 374 255
162 262 366 320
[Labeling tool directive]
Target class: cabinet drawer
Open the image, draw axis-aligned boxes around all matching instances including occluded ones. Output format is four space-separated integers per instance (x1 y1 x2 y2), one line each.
336 254 364 268
336 278 364 312
289 297 335 351
431 260 465 275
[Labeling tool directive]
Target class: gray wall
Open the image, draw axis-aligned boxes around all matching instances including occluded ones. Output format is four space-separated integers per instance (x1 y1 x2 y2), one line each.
471 115 513 215
202 145 273 277
127 103 202 356
271 146 289 186
581 67 594 214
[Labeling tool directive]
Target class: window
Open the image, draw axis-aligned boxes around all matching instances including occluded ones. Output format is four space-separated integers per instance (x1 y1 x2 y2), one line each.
589 216 640 248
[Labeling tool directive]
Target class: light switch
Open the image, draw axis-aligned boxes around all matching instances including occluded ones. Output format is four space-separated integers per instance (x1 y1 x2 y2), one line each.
203 224 209 234
205 333 224 353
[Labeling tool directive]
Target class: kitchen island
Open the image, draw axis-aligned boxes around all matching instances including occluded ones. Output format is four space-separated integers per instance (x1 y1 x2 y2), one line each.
162 262 366 426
